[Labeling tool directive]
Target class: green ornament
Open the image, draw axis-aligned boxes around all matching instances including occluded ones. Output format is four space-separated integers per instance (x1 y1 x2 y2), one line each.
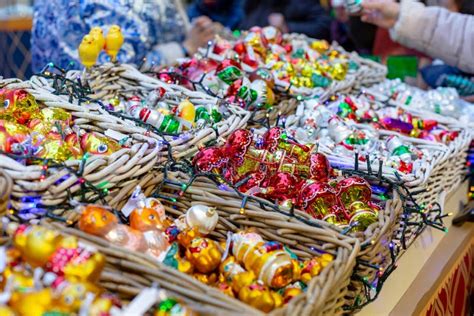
158 298 178 312
345 136 368 145
392 145 411 156
211 109 222 122
217 66 242 85
311 74 331 88
348 60 359 71
159 115 180 133
338 102 353 117
195 107 211 122
291 48 305 59
405 95 412 105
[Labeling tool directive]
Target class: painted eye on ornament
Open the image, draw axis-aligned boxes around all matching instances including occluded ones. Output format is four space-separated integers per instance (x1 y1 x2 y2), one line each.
148 214 155 220
64 295 74 305
97 144 108 154
3 100 9 108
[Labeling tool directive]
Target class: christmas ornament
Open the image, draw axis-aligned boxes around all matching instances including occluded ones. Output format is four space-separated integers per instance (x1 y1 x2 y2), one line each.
1 224 125 315
78 35 100 68
183 204 219 235
105 25 124 62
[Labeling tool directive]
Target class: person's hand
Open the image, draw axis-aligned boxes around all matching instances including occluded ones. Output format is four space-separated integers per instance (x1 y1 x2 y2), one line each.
183 16 216 55
361 0 400 29
268 13 289 33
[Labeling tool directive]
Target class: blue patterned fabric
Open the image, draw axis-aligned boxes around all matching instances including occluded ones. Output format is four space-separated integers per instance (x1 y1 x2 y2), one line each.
32 0 187 72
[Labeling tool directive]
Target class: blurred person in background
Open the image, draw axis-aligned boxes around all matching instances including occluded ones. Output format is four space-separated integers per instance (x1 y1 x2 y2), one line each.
32 0 218 72
187 0 245 30
360 0 473 73
239 0 332 40
417 0 474 95
361 0 474 99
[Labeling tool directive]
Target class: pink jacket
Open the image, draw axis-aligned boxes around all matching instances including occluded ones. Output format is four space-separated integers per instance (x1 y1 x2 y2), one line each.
390 0 474 74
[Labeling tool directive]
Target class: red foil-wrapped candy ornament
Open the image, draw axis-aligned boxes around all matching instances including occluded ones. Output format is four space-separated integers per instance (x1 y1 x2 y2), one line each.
192 147 228 173
237 170 267 193
261 126 283 152
224 129 253 162
297 181 348 224
336 176 378 231
260 172 298 210
233 41 247 55
309 153 331 182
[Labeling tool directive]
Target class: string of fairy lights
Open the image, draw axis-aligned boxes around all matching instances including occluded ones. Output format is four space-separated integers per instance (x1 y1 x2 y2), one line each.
1 62 451 310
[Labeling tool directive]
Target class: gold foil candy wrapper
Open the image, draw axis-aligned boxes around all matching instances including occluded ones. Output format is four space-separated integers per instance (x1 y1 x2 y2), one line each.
36 138 73 162
40 107 72 124
311 40 330 53
238 282 283 313
330 63 348 81
0 89 41 124
81 132 121 155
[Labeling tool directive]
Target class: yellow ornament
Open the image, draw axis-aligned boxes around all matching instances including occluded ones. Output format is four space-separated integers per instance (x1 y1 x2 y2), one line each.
78 34 100 69
13 226 62 267
177 257 194 274
177 100 196 129
89 297 114 316
184 237 222 274
1 266 34 292
105 25 124 62
193 272 217 285
10 289 53 316
300 254 334 284
0 306 15 316
89 27 105 51
311 40 330 53
282 286 303 304
301 65 315 78
238 282 283 313
63 251 105 282
216 282 235 297
330 63 348 81
232 232 299 288
56 280 102 312
219 256 255 293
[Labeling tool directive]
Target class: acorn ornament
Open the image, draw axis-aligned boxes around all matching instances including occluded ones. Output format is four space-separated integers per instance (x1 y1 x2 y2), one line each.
185 205 219 235
78 34 100 69
105 25 124 62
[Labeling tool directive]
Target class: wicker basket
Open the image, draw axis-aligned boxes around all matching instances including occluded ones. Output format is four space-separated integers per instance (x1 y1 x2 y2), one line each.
161 171 402 310
0 78 162 212
77 63 251 160
40 170 360 316
0 224 227 315
0 169 12 216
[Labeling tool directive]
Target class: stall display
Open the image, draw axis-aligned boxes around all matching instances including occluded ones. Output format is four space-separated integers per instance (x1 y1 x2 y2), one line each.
0 23 471 316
